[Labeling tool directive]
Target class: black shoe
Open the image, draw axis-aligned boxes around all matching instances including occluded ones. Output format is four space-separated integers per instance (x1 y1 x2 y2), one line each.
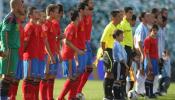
149 94 157 98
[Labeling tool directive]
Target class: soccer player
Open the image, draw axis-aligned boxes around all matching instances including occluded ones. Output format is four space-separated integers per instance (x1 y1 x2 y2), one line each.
120 7 133 67
76 0 94 98
8 13 26 100
58 10 84 100
112 29 129 99
0 0 24 99
100 9 122 100
22 6 40 100
40 4 60 100
144 24 159 98
134 12 149 63
119 6 133 98
67 2 88 100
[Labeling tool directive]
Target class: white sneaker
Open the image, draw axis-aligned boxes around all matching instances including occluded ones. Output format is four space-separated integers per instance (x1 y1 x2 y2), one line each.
76 93 85 100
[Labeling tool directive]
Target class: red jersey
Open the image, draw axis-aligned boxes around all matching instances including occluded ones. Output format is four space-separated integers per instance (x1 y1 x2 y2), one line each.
24 22 40 59
62 22 78 60
52 19 61 50
18 19 24 60
84 15 92 41
76 19 86 49
42 20 57 55
38 24 46 60
144 36 158 59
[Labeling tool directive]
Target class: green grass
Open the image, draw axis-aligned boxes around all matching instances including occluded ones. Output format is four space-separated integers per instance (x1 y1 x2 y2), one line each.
16 79 175 100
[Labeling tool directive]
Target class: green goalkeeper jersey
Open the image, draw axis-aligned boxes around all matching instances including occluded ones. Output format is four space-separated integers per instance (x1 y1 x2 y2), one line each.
0 12 20 51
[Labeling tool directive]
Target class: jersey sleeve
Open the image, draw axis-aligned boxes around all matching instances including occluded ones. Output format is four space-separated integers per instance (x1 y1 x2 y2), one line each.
100 25 110 43
1 16 15 51
24 24 32 41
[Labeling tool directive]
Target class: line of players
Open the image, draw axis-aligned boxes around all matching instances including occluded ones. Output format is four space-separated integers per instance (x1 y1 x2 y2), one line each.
0 0 94 100
100 7 170 100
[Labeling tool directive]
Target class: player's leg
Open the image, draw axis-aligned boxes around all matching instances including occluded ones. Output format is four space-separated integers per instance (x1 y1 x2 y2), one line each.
58 59 77 100
47 55 58 100
77 42 93 95
103 50 114 100
0 49 18 99
9 59 23 100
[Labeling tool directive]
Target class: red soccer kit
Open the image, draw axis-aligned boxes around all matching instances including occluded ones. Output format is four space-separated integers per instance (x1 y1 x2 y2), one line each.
24 22 40 59
37 24 46 61
61 22 78 60
42 20 57 55
52 19 61 51
84 15 92 41
75 19 86 50
144 36 158 59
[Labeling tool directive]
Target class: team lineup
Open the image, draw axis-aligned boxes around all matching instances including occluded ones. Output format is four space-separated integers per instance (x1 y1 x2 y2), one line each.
0 0 171 100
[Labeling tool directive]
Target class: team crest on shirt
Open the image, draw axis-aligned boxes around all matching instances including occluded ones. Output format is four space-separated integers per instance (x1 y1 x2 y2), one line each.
81 26 84 31
42 25 48 31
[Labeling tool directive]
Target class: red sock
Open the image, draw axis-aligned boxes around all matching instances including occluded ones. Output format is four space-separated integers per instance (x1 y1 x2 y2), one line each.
39 80 48 100
22 80 34 100
47 79 54 100
58 79 73 100
34 82 40 100
68 74 82 100
77 72 91 93
8 81 19 100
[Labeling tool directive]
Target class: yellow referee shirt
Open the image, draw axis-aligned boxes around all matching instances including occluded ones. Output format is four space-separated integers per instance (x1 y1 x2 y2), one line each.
120 18 133 49
100 21 118 49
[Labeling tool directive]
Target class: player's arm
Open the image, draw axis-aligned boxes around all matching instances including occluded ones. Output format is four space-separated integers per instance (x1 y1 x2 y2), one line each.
65 39 84 55
100 26 110 54
23 24 32 52
44 35 55 64
0 17 13 57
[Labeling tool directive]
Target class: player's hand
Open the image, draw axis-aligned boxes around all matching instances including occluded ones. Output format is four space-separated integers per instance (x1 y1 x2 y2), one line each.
0 50 9 58
140 54 144 63
51 56 56 64
78 49 85 55
60 34 65 39
147 61 152 69
68 75 76 81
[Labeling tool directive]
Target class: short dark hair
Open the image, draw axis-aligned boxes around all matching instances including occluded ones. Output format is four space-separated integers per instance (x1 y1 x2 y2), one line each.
82 0 89 4
110 9 120 17
113 29 123 39
46 4 58 16
70 10 79 21
27 6 36 18
132 14 137 21
150 24 159 31
78 2 88 11
161 8 167 13
139 12 146 21
124 7 133 13
151 8 159 14
57 3 63 13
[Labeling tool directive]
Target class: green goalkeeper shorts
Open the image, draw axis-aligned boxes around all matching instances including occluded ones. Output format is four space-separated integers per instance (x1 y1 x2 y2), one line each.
0 48 19 77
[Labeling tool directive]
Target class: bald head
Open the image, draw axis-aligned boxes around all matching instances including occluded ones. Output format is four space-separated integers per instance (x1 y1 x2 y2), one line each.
10 0 25 16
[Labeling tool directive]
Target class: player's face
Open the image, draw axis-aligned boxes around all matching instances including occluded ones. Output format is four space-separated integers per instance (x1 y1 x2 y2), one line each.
162 10 168 17
118 33 124 42
35 10 41 20
157 15 163 26
151 28 158 35
88 0 94 10
32 9 39 20
83 6 89 16
53 8 59 19
144 13 149 24
40 12 46 23
126 10 133 20
17 0 25 15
